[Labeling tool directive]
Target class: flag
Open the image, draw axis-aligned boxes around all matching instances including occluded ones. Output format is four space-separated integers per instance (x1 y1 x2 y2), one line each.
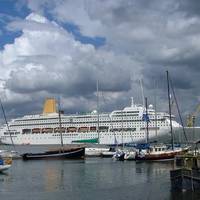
142 114 150 122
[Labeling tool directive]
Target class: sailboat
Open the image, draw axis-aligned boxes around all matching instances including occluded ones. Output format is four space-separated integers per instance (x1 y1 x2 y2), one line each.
22 99 85 160
135 71 189 161
0 98 19 162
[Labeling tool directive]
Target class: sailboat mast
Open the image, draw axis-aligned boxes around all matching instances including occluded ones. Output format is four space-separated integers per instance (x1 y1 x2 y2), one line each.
58 98 64 148
166 71 174 150
96 80 100 144
0 98 16 151
154 80 158 138
121 109 124 149
140 79 145 107
145 97 149 143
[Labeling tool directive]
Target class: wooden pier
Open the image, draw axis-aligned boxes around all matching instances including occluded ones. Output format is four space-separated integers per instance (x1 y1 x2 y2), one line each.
170 153 200 191
170 168 200 191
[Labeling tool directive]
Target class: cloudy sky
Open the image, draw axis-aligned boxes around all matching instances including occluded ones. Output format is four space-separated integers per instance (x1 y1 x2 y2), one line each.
0 0 200 124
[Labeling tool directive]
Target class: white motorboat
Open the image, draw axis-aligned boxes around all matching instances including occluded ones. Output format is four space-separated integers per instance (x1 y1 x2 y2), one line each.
124 150 136 160
85 147 110 156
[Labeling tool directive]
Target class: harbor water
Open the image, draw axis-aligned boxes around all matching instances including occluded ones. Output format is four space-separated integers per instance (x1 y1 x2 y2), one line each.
0 146 200 200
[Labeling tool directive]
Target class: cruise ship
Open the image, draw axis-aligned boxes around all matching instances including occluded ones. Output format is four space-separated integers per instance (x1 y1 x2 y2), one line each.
0 98 181 145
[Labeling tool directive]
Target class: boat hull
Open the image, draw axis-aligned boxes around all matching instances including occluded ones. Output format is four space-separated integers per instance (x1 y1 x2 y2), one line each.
135 150 187 161
22 147 85 160
0 127 174 145
0 164 11 172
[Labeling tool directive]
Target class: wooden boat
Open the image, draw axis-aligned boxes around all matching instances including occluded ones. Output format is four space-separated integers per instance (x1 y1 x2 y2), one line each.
22 147 85 160
22 107 85 160
135 144 188 161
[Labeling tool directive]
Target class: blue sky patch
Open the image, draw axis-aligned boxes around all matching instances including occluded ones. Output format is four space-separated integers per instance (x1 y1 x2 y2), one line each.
0 0 105 50
57 22 106 48
0 0 30 49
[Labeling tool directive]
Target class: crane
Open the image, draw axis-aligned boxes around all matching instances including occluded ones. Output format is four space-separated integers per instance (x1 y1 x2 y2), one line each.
186 104 200 127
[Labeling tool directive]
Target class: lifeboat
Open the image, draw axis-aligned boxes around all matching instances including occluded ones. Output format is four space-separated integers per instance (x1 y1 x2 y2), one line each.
54 127 66 133
99 126 109 132
90 126 96 131
42 128 53 133
67 127 77 132
32 128 41 134
78 127 89 132
22 129 31 134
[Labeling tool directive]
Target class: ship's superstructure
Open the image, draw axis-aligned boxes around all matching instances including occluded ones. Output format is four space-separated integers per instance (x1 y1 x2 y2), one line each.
0 98 181 145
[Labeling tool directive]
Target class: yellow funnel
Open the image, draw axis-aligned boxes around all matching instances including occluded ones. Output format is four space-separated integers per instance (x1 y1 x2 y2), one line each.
42 98 57 114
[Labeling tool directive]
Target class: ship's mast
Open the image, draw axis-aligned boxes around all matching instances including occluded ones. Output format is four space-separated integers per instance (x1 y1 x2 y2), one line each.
121 109 124 149
154 80 158 138
140 79 145 107
96 80 100 144
58 98 64 149
0 98 16 151
145 97 149 144
166 70 174 150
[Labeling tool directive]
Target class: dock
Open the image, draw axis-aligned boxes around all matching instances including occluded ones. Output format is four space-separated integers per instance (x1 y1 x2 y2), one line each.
170 168 200 191
170 153 200 191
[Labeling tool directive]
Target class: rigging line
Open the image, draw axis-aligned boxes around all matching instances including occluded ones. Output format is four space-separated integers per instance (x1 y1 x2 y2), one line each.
101 91 107 106
167 71 174 150
0 98 16 151
169 77 188 143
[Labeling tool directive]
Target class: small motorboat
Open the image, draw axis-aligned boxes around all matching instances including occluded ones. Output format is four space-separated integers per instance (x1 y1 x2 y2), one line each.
112 149 125 161
85 147 110 157
0 150 21 159
124 150 136 160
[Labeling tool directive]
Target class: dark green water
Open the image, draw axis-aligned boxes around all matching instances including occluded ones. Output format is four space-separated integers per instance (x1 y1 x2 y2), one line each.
0 146 200 200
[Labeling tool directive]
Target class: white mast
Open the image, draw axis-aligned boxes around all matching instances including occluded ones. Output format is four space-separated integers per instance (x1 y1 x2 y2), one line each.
154 80 158 138
96 80 100 144
131 97 134 107
139 79 145 107
58 97 64 149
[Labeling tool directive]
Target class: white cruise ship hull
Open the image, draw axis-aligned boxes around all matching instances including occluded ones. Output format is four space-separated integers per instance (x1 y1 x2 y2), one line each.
0 98 184 146
0 128 171 145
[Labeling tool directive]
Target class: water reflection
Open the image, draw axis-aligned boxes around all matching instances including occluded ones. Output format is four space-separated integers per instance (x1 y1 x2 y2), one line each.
1 154 200 200
45 163 65 192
